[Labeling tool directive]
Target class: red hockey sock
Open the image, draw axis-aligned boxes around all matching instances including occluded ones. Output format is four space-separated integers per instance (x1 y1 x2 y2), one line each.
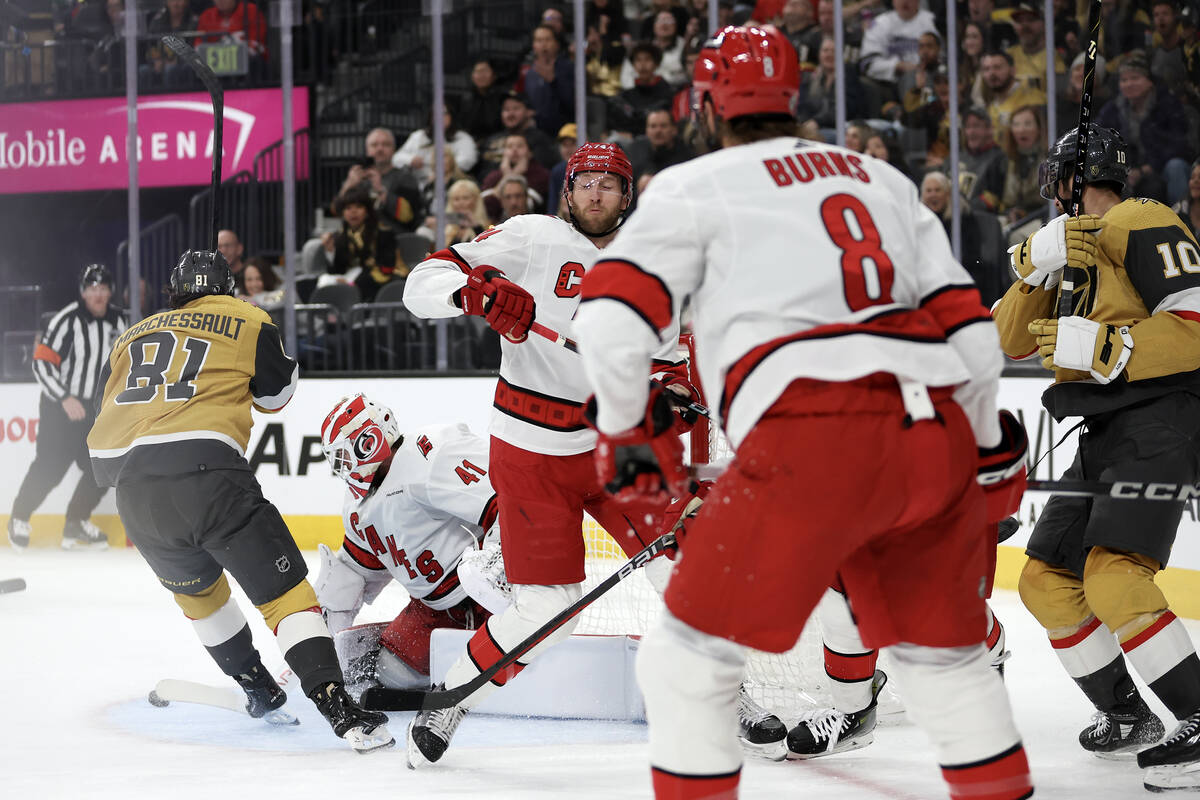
651 766 740 800
465 619 526 687
941 743 1032 800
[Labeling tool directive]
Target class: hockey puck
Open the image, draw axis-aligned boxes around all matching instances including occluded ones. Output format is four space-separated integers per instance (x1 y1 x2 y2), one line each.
147 690 170 708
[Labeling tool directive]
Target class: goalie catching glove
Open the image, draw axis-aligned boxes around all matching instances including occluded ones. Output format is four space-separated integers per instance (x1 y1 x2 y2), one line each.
457 264 536 343
585 382 691 505
1028 316 1133 383
1009 213 1101 289
977 410 1029 524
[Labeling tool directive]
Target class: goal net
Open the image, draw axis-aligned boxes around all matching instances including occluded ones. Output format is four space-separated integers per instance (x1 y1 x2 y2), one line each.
574 334 830 724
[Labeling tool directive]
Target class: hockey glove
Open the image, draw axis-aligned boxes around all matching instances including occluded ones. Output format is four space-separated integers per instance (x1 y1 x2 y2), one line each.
1009 213 1101 289
977 410 1028 524
651 362 704 433
663 480 713 559
459 264 536 343
314 543 366 636
1028 316 1133 383
585 384 691 505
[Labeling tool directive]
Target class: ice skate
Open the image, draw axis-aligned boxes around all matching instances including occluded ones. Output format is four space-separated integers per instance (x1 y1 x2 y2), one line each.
1079 693 1165 759
233 663 297 725
309 681 394 753
1139 711 1200 791
61 519 108 551
786 670 887 759
406 688 468 768
7 517 30 550
736 684 787 761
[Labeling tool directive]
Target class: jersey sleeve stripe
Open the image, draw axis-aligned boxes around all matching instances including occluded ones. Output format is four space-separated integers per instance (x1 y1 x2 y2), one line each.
426 246 472 275
343 536 386 570
944 315 995 337
33 343 62 366
919 284 989 335
581 259 674 332
1171 310 1200 324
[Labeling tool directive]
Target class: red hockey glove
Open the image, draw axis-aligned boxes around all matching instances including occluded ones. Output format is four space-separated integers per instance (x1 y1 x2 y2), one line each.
663 479 713 559
652 363 704 434
460 264 535 343
977 410 1028 524
586 384 691 506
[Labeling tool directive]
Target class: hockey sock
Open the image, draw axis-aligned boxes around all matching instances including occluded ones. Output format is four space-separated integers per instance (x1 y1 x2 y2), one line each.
888 643 1030 799
1120 611 1200 719
276 609 342 696
188 594 259 676
985 605 1006 664
639 610 745 791
817 586 878 713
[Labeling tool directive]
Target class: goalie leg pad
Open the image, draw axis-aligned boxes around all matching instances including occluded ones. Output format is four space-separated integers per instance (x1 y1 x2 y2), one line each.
639 609 746 780
380 599 482 676
887 642 1031 798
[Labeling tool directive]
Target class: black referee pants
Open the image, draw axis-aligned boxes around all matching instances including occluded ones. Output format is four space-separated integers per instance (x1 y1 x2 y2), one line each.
10 393 106 524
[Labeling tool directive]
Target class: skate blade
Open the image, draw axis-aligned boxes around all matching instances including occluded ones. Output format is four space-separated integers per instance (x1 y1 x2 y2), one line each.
61 540 108 551
739 738 788 762
1093 749 1141 761
786 732 874 760
1145 763 1200 792
347 724 395 754
263 708 300 726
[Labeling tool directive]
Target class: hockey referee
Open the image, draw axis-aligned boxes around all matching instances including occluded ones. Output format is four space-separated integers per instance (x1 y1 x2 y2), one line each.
7 264 126 550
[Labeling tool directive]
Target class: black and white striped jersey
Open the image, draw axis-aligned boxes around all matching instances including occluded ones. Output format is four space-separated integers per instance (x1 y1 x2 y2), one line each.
33 301 126 403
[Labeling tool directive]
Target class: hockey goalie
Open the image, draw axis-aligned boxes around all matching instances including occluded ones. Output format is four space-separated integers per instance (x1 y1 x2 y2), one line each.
313 393 511 695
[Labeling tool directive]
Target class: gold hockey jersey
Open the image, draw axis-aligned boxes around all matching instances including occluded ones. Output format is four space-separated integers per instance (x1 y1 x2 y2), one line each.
88 294 298 486
993 198 1200 419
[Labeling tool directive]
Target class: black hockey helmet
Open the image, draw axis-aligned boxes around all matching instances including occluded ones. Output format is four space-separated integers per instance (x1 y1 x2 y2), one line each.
1038 124 1129 201
79 263 114 291
168 249 235 307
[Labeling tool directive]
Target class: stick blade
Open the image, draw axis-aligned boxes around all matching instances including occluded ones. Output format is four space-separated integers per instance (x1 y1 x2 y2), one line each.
161 35 224 100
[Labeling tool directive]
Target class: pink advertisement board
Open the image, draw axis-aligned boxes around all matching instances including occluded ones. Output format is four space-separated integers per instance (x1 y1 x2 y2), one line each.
0 87 309 195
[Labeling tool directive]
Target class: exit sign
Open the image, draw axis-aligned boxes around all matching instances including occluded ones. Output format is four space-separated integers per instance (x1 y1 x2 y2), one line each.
197 42 248 76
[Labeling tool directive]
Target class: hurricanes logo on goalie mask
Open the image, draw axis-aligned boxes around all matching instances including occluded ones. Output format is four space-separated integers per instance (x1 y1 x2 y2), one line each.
320 393 401 500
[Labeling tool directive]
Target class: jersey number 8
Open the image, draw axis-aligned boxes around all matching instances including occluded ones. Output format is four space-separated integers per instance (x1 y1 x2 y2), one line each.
821 193 895 312
115 330 211 405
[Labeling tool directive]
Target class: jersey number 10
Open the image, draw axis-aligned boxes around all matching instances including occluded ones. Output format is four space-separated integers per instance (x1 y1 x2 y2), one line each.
821 193 895 312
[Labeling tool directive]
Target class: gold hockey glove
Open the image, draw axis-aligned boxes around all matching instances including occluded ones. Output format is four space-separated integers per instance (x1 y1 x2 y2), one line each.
1010 213 1101 289
1028 316 1134 383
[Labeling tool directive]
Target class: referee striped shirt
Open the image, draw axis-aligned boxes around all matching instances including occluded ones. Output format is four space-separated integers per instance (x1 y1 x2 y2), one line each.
33 301 126 403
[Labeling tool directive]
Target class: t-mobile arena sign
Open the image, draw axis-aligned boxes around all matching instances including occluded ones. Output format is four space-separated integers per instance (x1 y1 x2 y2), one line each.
0 87 308 194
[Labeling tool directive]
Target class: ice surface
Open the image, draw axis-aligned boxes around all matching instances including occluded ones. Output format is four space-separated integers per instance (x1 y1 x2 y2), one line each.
0 547 1177 799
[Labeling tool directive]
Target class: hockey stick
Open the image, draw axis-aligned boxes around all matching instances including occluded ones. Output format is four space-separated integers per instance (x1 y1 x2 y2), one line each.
0 577 26 594
360 529 677 712
162 35 224 252
1028 478 1200 501
148 677 300 726
1057 0 1102 318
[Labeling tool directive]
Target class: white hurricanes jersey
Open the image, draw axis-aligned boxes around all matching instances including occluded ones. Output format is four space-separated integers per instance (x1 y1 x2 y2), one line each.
404 214 684 455
574 137 1003 449
338 422 499 611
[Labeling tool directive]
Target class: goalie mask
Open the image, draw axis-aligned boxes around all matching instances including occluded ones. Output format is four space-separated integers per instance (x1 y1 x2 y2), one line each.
320 393 401 500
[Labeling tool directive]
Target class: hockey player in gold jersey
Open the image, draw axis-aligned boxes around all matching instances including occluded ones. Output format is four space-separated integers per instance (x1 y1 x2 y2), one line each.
993 125 1200 791
88 250 393 753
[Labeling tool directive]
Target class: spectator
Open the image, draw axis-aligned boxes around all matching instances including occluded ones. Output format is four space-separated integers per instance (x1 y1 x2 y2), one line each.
999 104 1049 237
864 129 914 181
780 0 820 65
858 0 938 102
962 21 988 104
540 5 566 37
141 0 199 87
236 258 284 312
442 179 490 244
814 0 862 64
608 42 676 135
966 0 1017 51
899 31 944 114
490 174 532 224
979 50 1046 146
637 0 690 41
481 133 551 205
1052 0 1083 65
523 23 576 137
1006 0 1066 95
587 0 631 48
798 36 865 135
320 187 398 301
477 91 559 177
339 127 424 234
1100 0 1151 74
1149 0 1189 95
1173 159 1200 239
459 59 507 141
920 171 994 304
393 105 478 194
1097 51 1193 203
650 10 688 86
72 0 126 76
586 24 625 97
905 66 953 166
195 0 267 71
627 108 694 182
217 229 246 277
844 120 876 153
548 123 581 215
958 107 1008 213
1056 51 1109 139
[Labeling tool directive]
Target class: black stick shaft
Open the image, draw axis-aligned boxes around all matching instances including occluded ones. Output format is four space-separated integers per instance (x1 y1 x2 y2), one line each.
360 531 676 712
1028 478 1200 501
1058 0 1102 318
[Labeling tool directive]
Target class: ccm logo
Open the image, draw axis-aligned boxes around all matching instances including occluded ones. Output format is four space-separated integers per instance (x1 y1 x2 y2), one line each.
555 261 585 298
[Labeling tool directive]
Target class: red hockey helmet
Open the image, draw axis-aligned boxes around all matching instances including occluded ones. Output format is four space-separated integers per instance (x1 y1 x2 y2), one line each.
320 393 401 500
692 25 800 121
563 142 634 205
